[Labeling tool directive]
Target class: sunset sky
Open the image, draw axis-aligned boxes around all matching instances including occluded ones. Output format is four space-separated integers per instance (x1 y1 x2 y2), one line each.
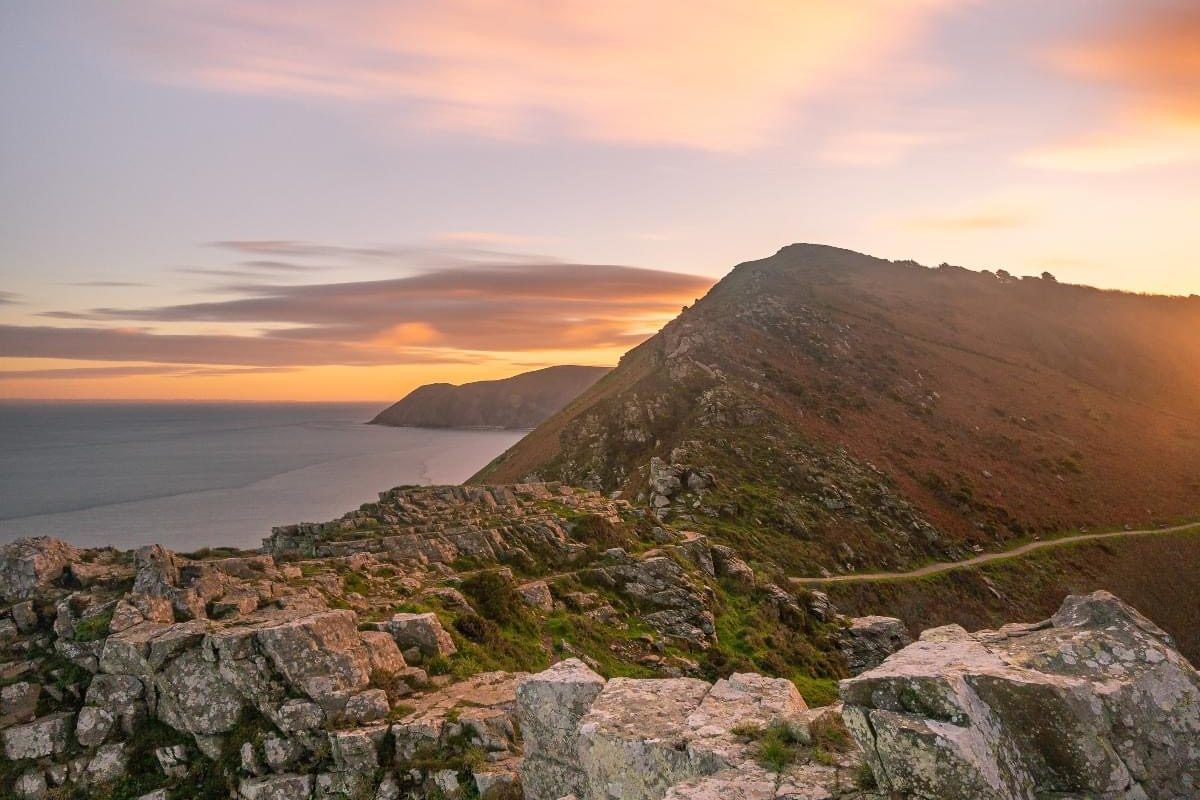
2 1 1199 401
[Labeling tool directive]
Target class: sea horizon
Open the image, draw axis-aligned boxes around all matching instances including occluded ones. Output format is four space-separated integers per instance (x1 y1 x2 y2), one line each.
0 401 522 551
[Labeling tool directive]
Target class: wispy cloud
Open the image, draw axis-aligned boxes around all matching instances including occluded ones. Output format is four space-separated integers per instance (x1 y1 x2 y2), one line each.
102 1 958 151
5 245 712 368
0 291 22 305
1023 3 1200 171
64 281 148 288
905 208 1031 231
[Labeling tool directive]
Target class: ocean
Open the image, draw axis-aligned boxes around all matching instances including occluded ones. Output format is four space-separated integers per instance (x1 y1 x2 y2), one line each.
0 402 523 551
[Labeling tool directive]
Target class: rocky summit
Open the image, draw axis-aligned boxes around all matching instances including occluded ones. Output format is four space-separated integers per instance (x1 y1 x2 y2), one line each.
2 495 1198 800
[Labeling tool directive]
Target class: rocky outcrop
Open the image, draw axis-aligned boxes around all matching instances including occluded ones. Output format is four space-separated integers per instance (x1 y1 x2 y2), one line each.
841 591 1200 799
518 659 608 800
518 661 858 800
0 537 79 601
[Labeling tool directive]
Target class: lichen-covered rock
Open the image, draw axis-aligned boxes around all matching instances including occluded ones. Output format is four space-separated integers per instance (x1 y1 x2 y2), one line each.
2 712 73 759
1 681 41 727
838 615 912 675
273 698 324 733
238 773 314 800
0 537 79 601
13 769 48 800
329 723 389 772
75 706 116 747
359 629 406 683
254 610 372 709
343 688 389 724
517 580 554 611
86 742 127 783
841 591 1200 800
517 659 606 800
577 677 712 800
386 612 457 658
154 647 245 735
155 744 190 778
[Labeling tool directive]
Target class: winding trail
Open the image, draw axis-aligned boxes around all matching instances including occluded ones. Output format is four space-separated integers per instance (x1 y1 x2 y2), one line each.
790 521 1200 586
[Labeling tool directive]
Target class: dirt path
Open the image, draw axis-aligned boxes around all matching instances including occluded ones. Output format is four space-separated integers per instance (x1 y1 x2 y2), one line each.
790 522 1200 585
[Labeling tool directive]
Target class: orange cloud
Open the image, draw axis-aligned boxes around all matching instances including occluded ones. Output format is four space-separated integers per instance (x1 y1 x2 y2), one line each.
106 1 957 150
1024 4 1200 171
2 249 712 368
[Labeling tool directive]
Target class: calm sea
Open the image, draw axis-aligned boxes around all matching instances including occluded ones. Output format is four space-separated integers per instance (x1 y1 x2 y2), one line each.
0 402 523 551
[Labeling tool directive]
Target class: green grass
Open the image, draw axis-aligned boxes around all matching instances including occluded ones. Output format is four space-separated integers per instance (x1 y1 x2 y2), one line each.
73 610 113 642
342 570 371 595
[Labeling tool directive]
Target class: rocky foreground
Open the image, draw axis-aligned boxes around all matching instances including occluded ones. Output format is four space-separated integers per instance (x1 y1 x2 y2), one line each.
1 485 1198 799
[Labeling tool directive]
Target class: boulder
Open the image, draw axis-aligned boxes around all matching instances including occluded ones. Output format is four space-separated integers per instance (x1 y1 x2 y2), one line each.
1 681 41 726
273 699 324 733
359 630 406 680
254 610 372 708
155 744 190 778
517 580 554 612
841 591 1200 800
838 615 912 675
344 688 389 724
2 712 73 759
710 544 754 589
86 742 128 784
517 658 606 800
109 599 146 633
329 723 389 772
154 647 245 735
386 612 456 658
577 677 712 800
75 706 116 747
238 773 314 800
13 770 47 800
11 600 39 633
262 734 302 772
0 537 78 601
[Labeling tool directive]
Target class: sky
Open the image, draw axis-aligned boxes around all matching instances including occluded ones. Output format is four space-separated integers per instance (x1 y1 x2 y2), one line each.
2 0 1198 401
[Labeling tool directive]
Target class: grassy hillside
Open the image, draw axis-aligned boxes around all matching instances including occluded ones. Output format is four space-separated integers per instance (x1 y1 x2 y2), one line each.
474 244 1200 574
821 527 1200 664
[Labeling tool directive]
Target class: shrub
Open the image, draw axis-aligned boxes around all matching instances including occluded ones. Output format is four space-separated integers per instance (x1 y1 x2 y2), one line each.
460 571 524 625
854 761 878 789
756 719 803 773
454 613 494 644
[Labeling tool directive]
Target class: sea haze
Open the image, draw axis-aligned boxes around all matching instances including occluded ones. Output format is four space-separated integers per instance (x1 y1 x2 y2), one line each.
0 402 522 550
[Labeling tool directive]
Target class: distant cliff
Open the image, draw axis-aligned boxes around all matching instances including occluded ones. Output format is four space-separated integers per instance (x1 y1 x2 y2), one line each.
369 365 609 429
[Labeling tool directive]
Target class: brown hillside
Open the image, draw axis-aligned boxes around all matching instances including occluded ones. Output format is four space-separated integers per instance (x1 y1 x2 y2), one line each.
370 364 608 429
473 244 1200 574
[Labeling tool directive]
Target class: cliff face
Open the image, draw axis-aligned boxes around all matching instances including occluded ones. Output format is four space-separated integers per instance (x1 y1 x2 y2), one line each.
369 365 609 429
474 244 1200 573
